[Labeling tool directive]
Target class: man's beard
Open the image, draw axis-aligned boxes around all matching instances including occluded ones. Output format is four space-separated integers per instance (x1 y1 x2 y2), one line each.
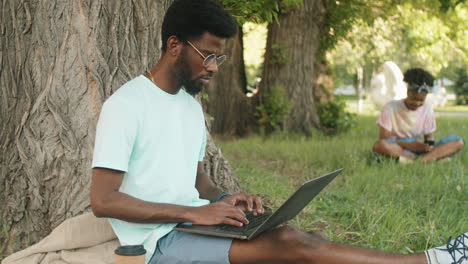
175 51 206 96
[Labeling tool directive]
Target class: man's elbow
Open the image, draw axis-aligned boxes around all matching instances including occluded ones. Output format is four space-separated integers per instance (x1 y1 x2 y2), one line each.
90 195 110 218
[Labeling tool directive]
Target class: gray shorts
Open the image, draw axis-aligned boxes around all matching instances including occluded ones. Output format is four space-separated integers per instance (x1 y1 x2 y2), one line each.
148 230 233 264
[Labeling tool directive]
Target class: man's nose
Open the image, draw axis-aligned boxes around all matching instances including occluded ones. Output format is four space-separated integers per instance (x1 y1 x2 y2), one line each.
206 61 218 73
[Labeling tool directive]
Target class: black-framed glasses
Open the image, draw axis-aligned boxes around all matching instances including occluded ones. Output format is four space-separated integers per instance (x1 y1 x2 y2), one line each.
187 40 227 67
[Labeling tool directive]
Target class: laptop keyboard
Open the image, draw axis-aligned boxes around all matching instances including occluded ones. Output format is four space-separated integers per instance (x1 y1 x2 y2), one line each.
213 211 271 233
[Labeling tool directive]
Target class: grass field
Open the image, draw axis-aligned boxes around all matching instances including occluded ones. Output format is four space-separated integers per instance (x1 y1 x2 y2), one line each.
215 115 468 254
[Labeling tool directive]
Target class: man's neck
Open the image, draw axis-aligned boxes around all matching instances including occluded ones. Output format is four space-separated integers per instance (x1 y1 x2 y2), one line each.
147 59 181 95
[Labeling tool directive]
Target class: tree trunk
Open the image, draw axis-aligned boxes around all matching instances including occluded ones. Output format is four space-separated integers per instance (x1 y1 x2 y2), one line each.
0 0 239 256
204 28 255 136
313 61 334 104
258 0 328 135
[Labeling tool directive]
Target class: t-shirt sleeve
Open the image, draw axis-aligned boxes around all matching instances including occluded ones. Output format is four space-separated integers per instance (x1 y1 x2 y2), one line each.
423 105 436 135
377 104 392 132
198 127 207 162
92 98 138 172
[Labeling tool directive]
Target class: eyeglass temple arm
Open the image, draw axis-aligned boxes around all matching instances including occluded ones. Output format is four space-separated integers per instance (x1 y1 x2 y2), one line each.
187 41 206 59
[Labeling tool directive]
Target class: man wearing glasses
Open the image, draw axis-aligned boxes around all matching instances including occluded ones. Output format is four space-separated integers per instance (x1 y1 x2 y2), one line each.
90 0 467 263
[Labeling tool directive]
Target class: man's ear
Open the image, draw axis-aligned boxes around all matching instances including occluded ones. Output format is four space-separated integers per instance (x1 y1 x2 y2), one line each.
166 36 183 57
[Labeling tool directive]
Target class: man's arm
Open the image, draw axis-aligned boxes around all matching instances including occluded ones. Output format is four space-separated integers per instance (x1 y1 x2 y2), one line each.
195 162 264 215
195 162 223 202
90 167 248 226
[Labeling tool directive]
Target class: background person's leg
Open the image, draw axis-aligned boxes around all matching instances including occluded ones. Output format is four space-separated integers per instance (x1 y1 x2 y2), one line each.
373 139 417 160
420 135 464 162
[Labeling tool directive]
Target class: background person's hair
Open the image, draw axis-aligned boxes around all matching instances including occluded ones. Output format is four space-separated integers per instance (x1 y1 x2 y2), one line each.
403 68 434 93
161 0 237 51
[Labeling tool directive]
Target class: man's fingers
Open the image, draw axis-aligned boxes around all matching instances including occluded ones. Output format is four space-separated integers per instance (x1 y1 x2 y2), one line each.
253 196 264 214
224 209 248 225
222 217 245 227
227 206 248 222
247 196 254 211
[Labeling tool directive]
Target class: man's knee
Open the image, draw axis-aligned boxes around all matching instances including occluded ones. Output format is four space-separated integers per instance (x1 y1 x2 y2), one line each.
274 226 325 261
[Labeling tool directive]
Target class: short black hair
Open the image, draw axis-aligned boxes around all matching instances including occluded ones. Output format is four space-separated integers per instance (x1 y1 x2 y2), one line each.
404 68 434 93
161 0 237 51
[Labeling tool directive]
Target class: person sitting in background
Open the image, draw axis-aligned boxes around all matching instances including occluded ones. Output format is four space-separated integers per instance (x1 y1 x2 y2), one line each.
373 68 464 163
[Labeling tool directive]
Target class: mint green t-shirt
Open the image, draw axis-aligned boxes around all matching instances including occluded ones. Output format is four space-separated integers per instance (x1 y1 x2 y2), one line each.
92 75 209 262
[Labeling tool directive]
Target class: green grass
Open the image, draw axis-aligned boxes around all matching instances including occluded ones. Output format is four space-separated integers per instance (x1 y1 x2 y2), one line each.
435 105 468 112
215 115 468 254
344 100 468 116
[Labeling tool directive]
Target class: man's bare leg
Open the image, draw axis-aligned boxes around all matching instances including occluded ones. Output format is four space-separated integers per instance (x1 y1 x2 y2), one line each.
420 139 464 162
229 226 426 264
373 140 417 160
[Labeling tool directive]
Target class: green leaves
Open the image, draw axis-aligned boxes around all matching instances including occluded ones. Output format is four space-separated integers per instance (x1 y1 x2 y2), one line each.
317 99 357 135
329 0 467 85
256 84 291 135
270 43 290 65
220 0 302 24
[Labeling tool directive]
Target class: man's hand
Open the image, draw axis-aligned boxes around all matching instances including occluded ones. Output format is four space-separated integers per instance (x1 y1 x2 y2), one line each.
186 202 249 227
185 193 264 227
220 193 264 215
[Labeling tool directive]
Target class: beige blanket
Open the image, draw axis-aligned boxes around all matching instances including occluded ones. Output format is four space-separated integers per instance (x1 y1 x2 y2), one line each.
2 212 119 264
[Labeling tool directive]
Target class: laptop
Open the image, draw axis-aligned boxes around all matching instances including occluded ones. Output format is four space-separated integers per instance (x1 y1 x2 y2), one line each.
174 168 343 240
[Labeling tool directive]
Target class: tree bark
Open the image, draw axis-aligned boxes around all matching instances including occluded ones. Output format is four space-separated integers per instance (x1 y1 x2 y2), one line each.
313 61 334 104
0 0 239 256
204 28 256 136
258 0 328 135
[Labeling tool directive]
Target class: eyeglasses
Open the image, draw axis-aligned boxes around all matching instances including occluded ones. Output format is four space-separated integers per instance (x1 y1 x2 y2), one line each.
187 40 227 68
408 83 431 93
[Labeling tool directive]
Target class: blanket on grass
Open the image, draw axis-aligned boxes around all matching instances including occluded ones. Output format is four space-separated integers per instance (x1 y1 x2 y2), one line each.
2 212 118 264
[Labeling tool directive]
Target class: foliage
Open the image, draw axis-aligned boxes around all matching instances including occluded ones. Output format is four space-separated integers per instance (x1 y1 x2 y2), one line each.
256 84 291 135
269 43 290 65
220 0 302 24
319 0 402 59
439 0 466 11
453 67 468 104
328 1 468 89
317 99 357 134
217 115 467 253
322 0 466 56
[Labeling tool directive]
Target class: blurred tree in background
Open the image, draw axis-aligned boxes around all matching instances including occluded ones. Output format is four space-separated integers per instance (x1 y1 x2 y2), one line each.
453 67 468 104
203 0 467 135
205 0 302 136
329 1 467 92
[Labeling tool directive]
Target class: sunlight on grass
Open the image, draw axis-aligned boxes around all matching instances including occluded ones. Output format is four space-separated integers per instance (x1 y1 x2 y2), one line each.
215 114 467 253
346 99 468 116
435 105 468 112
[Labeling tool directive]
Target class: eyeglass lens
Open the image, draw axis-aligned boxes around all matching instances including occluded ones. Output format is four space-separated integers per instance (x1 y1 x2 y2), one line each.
203 54 226 67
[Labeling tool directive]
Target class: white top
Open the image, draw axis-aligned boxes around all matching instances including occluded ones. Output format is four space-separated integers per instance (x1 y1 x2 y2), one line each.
377 99 436 138
92 75 208 262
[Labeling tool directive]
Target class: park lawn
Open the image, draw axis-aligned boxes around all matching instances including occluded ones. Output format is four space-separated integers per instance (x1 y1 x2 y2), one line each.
435 105 468 112
215 115 468 254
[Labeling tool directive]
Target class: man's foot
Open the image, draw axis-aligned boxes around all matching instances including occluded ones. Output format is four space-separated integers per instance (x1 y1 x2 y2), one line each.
425 232 468 264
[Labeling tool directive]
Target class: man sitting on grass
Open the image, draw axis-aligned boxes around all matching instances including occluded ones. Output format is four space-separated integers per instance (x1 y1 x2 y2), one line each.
373 68 464 163
90 1 467 263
